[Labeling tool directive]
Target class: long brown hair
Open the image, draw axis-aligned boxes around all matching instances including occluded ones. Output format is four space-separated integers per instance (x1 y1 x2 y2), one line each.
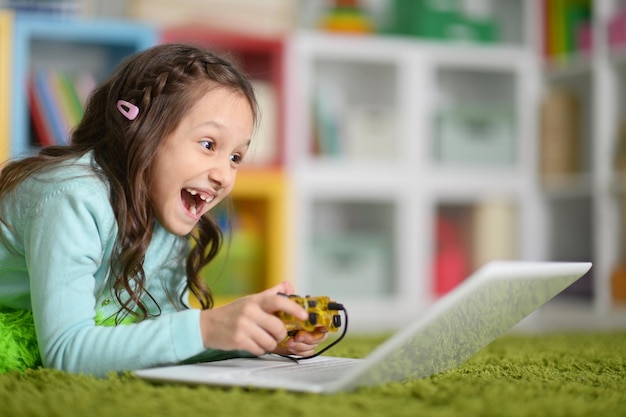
0 43 258 320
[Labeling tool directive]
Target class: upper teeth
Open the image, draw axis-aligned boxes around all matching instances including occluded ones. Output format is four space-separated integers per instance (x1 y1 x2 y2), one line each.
186 188 213 202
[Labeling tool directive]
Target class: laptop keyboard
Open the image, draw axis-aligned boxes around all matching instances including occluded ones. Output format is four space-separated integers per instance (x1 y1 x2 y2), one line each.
248 357 361 384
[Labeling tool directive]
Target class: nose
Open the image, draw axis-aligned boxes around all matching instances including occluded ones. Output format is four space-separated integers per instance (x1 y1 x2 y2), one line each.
208 157 235 189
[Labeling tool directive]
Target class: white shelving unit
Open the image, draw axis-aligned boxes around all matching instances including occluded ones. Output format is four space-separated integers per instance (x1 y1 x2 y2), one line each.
284 25 543 331
527 0 626 330
597 0 626 317
284 0 626 332
285 33 426 331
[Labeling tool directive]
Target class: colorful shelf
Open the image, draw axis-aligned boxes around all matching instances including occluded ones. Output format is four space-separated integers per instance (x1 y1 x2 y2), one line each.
0 10 12 163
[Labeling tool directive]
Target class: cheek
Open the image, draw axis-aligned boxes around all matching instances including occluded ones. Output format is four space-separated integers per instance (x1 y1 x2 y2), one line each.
224 180 237 197
210 182 236 209
148 175 179 219
149 177 171 203
217 185 235 205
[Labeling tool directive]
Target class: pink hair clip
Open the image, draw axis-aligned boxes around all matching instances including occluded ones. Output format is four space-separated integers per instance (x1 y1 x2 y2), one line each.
116 100 139 121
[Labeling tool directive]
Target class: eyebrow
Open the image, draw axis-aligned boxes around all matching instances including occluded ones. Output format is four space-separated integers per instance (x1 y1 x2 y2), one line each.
197 120 225 130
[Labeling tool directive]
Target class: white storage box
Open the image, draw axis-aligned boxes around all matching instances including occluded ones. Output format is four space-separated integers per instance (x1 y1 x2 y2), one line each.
435 107 515 166
309 234 393 297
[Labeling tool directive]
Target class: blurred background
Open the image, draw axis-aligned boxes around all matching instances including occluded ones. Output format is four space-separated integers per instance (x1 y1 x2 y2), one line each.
0 0 625 332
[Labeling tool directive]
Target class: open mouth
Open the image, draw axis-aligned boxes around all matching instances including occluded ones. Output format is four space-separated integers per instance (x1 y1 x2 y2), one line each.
181 188 215 218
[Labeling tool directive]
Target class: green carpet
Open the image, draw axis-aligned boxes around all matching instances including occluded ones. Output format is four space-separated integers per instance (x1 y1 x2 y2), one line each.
0 332 624 417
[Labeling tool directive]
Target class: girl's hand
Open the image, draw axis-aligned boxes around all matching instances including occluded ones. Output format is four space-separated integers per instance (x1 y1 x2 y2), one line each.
272 328 329 357
199 281 308 356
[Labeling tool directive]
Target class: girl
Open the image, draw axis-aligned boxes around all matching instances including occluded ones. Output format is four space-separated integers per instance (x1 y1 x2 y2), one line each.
0 43 326 376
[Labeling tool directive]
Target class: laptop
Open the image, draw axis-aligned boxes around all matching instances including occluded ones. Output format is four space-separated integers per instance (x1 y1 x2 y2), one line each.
134 260 592 394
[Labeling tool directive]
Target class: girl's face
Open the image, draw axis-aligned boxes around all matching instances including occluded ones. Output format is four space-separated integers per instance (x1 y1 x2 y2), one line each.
150 87 253 236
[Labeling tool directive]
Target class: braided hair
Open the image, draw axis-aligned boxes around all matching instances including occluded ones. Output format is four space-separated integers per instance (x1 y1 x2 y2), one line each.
0 43 259 321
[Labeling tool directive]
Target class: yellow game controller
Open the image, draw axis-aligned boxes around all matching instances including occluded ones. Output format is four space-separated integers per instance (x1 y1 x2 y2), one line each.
276 293 343 332
275 293 347 358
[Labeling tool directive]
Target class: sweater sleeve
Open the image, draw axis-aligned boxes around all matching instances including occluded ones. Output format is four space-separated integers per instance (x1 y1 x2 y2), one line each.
24 179 207 376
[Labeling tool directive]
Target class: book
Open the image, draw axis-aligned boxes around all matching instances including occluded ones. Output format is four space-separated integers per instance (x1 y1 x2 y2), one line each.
434 214 471 296
543 0 592 64
313 81 343 156
472 200 517 268
33 68 67 145
27 72 55 147
55 71 86 137
48 70 74 144
28 69 92 147
539 88 581 180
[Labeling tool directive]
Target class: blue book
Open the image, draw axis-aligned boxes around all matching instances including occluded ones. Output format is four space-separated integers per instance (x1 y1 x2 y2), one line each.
34 68 69 145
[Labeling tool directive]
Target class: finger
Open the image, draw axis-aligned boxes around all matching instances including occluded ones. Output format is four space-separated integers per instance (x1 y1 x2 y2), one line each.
287 346 316 357
283 330 328 356
241 296 299 347
272 344 303 357
260 293 308 321
204 300 287 353
294 329 328 344
250 329 281 354
256 314 289 345
238 315 286 355
285 338 318 357
262 281 296 296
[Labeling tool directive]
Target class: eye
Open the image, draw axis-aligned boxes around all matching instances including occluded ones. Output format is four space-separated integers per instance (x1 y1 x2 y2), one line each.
200 139 215 151
230 153 243 165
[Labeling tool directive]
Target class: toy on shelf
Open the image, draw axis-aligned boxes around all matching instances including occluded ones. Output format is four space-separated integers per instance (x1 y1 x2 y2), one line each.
318 0 374 34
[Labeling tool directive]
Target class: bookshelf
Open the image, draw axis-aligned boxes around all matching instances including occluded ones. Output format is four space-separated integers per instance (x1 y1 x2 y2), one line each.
0 10 11 163
536 0 584 296
607 1 626 310
594 0 626 313
2 15 289 309
9 13 156 159
285 30 542 331
285 0 626 332
519 0 626 330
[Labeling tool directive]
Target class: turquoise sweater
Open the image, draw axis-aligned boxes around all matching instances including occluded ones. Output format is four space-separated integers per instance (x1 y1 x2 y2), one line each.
0 152 226 376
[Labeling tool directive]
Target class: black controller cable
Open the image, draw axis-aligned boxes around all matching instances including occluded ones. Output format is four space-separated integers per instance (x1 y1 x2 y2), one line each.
277 302 348 362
